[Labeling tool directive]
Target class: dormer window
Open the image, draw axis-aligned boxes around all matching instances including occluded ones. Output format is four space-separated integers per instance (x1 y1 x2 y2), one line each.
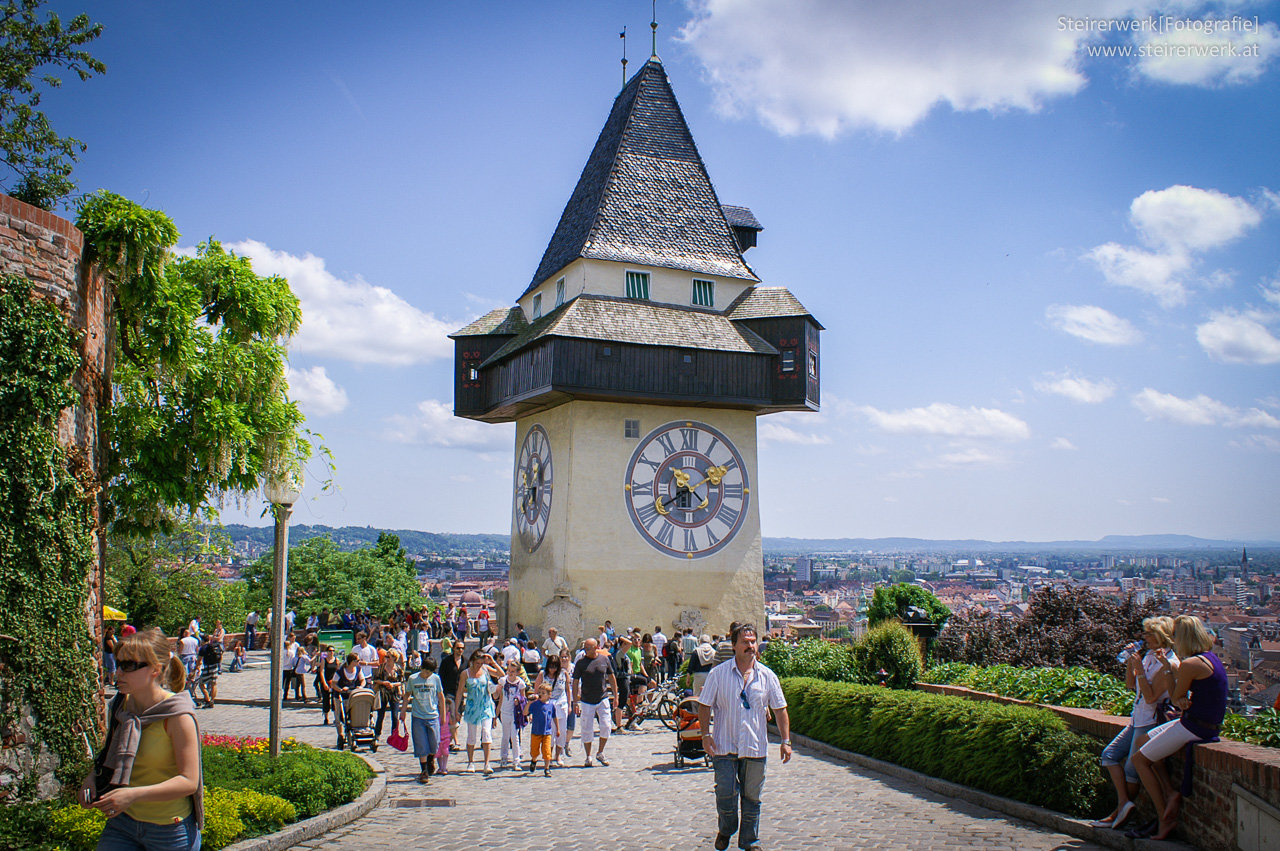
625 271 650 300
692 278 714 307
532 292 543 319
555 277 565 306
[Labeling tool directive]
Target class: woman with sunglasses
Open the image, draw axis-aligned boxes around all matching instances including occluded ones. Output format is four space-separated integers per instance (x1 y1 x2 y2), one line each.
80 628 203 851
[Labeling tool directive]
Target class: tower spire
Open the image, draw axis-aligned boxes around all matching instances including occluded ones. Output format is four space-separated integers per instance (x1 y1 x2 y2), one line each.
620 26 628 89
651 0 659 60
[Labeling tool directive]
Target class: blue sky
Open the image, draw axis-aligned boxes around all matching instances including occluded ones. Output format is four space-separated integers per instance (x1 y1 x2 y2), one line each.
39 1 1280 542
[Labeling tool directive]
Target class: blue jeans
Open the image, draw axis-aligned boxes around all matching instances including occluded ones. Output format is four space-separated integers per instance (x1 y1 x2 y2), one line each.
713 756 767 848
1101 723 1155 784
97 812 200 851
411 715 440 760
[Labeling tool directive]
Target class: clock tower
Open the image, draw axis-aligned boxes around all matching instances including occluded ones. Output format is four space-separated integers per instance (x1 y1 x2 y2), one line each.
451 58 822 641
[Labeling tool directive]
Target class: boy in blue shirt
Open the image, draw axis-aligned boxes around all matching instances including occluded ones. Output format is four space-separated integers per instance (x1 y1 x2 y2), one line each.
528 682 561 776
401 656 447 783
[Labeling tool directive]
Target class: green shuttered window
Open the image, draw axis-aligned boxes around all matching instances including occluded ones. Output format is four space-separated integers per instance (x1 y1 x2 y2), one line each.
625 271 650 300
692 278 714 307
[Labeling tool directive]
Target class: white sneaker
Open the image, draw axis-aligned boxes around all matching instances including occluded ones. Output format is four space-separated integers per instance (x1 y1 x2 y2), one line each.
584 756 593 768
596 753 610 766
464 762 475 773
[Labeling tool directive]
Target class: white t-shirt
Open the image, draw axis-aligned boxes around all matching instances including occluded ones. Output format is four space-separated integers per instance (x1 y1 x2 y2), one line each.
522 647 541 665
542 635 568 658
653 631 668 655
179 636 199 656
1132 650 1178 727
293 653 310 674
355 643 379 679
501 644 521 667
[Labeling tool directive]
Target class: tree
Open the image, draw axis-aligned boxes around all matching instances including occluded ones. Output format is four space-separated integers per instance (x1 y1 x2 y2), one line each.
76 192 311 537
867 583 951 631
1 0 104 208
241 534 422 618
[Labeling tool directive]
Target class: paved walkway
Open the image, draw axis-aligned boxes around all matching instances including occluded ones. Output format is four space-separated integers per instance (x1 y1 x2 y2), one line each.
196 653 1105 851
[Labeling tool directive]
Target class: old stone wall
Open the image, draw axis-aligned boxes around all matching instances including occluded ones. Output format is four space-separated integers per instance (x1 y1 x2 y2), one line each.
918 682 1280 851
0 193 110 795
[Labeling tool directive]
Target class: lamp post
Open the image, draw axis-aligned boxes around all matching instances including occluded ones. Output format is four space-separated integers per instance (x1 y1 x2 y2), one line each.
265 471 303 758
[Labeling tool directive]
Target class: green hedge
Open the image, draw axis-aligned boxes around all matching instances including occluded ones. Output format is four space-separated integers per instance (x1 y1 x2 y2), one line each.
203 743 372 818
923 662 1134 715
782 677 1106 817
762 623 923 687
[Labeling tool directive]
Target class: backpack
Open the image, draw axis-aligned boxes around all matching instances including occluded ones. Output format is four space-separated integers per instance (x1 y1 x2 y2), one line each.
504 680 529 729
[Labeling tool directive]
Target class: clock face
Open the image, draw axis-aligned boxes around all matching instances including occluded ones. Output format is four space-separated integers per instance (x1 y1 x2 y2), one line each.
623 421 750 559
515 424 553 552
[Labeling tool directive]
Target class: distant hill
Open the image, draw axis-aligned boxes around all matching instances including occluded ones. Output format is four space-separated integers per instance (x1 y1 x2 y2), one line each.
761 534 1279 555
222 524 1277 558
223 524 508 556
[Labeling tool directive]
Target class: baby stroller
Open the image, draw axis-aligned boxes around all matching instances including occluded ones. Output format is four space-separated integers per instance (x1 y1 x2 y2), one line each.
337 687 379 752
672 696 710 768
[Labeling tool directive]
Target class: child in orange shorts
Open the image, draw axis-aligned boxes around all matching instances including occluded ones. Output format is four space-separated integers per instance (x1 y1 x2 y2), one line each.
527 683 560 776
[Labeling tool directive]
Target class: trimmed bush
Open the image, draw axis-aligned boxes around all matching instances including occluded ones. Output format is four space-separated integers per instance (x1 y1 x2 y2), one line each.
203 788 246 851
922 662 1134 715
782 677 1106 816
852 622 923 688
203 743 372 818
48 806 104 851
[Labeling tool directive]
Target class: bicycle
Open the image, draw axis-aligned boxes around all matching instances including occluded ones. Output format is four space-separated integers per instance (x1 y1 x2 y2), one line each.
623 675 685 730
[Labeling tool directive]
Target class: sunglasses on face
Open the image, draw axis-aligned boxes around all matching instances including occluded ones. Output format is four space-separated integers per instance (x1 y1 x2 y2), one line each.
116 660 149 672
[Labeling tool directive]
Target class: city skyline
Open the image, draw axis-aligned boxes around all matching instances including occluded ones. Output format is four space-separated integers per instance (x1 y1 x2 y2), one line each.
40 1 1280 541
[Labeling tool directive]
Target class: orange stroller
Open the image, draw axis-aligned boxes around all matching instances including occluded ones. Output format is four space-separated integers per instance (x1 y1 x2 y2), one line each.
672 696 711 768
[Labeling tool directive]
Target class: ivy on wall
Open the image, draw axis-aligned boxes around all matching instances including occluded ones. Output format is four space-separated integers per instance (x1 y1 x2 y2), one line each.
0 274 98 793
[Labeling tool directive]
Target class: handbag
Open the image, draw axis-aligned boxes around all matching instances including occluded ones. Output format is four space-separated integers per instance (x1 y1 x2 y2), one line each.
91 694 125 800
387 722 409 752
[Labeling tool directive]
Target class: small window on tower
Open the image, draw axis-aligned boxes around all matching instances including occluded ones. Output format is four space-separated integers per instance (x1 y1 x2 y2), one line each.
692 278 715 307
598 345 613 359
532 292 543 319
555 277 565 306
468 367 479 381
624 419 640 439
808 351 818 379
625 271 650 300
781 350 796 372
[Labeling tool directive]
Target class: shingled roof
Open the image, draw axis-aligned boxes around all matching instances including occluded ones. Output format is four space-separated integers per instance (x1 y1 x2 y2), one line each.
523 59 757 297
450 307 528 338
481 294 777 368
724 287 825 329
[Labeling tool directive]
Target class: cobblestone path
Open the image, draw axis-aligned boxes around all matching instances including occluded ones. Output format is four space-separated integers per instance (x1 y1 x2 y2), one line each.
197 653 1105 851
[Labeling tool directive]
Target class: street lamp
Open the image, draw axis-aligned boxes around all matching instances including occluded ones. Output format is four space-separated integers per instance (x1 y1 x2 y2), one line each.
265 470 303 758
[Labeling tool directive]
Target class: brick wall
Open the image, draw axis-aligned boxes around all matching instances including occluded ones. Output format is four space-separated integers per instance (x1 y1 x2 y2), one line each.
918 682 1280 851
0 193 110 794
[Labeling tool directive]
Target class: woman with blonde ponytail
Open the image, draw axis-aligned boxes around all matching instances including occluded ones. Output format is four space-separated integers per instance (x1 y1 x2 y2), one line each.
80 628 203 850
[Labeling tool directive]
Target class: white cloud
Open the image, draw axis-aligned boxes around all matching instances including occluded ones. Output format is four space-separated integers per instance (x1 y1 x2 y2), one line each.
1085 186 1263 306
1034 372 1116 403
1134 19 1280 86
858 402 1030 440
1151 496 1171 503
758 418 832 446
286 365 348 416
1050 437 1079 450
1196 310 1280 364
229 240 455 367
1132 388 1280 428
1046 304 1143 345
920 448 1004 469
1231 434 1280 452
386 399 515 449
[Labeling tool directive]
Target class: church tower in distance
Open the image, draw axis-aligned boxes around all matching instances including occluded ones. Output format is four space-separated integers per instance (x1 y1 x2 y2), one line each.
451 58 823 641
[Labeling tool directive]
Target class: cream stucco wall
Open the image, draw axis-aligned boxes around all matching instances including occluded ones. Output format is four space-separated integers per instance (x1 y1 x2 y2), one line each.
509 400 764 646
517 259 756 320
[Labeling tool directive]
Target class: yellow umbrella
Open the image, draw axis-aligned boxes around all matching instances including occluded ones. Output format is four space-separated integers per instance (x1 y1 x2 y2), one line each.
103 605 128 620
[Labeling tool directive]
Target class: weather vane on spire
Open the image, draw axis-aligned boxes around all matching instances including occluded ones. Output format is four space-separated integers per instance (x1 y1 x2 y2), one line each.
651 0 659 60
620 26 628 88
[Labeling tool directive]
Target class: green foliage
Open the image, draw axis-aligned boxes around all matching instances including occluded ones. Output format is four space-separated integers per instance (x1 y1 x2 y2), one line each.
0 0 105 208
0 799 59 851
202 788 245 851
48 804 104 851
866 583 951 630
202 742 372 819
240 533 422 617
762 638 857 682
1222 709 1280 748
75 191 311 537
0 276 98 792
782 677 1106 816
922 662 1133 714
934 585 1157 678
852 622 923 689
104 522 245 632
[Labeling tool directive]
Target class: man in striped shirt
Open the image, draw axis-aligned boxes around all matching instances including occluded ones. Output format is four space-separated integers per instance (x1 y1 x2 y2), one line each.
697 622 792 851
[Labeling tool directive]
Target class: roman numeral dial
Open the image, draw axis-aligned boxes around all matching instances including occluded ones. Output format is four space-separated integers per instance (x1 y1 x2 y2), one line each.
515 424 553 553
623 421 750 559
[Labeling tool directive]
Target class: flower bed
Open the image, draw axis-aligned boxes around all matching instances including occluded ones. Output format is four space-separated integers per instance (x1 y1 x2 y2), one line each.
14 736 373 851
